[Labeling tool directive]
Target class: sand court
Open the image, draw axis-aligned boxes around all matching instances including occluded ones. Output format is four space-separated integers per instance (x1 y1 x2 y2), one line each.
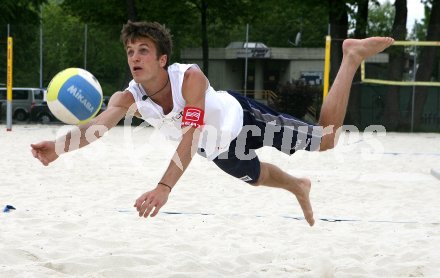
1 125 440 277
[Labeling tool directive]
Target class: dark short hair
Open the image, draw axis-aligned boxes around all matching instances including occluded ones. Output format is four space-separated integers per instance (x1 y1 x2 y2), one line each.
120 21 173 68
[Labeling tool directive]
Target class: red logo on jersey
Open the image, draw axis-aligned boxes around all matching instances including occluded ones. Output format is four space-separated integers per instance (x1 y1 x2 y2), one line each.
181 107 204 128
186 109 201 121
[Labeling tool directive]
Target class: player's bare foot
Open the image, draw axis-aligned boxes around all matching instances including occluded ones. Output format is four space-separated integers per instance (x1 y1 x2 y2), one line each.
342 37 394 65
288 178 315 226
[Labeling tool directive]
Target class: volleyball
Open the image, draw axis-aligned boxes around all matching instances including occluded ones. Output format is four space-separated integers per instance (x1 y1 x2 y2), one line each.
46 68 103 125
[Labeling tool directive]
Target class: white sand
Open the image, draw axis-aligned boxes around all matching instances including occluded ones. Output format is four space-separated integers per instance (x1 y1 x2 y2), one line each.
1 124 439 277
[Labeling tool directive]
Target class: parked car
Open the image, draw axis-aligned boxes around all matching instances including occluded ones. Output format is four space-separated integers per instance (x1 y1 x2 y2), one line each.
30 96 146 126
0 87 45 121
30 100 108 124
29 101 60 124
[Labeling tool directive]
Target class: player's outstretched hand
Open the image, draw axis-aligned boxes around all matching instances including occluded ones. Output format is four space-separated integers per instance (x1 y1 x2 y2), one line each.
31 141 59 166
134 185 170 218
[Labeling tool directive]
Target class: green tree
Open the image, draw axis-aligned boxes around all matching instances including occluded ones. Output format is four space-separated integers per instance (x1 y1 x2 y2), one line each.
42 3 85 81
178 0 252 76
329 0 349 82
42 0 128 93
0 0 48 87
347 0 372 127
0 0 46 25
367 0 395 36
353 0 371 38
242 0 328 48
61 0 199 71
384 0 407 130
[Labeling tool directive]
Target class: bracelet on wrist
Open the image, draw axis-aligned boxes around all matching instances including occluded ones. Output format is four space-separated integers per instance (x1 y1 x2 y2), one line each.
158 182 172 192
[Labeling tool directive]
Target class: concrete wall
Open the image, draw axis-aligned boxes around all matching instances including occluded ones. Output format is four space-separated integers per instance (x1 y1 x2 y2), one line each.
181 58 243 91
207 60 243 91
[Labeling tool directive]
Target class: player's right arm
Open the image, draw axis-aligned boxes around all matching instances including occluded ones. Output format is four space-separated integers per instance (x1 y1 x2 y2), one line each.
31 91 137 166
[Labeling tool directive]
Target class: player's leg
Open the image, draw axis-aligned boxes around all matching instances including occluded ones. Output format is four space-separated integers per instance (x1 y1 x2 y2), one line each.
216 92 315 226
252 162 314 226
213 148 315 227
319 37 394 151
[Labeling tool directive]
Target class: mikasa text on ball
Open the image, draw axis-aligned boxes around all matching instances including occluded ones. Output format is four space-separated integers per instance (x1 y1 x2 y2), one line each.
47 68 103 125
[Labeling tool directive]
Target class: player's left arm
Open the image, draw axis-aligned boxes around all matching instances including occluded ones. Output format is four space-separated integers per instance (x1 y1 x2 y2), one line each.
134 66 207 218
159 66 206 187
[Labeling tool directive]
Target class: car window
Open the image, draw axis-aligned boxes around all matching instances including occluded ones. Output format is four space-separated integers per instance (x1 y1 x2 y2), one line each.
13 90 30 100
33 90 44 100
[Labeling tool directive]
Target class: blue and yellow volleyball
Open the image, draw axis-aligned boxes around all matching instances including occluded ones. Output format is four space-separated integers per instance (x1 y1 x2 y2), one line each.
47 68 103 125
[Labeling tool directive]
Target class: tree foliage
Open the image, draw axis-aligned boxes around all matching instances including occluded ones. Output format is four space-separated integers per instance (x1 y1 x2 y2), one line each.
0 0 48 86
0 0 46 25
42 1 128 93
2 0 439 131
384 0 407 130
1 0 334 89
367 1 395 36
244 0 328 47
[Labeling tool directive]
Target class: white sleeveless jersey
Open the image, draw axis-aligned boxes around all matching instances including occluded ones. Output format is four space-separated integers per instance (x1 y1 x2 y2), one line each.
126 63 243 160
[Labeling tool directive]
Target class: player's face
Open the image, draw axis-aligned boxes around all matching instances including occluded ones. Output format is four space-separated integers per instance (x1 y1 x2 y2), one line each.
126 37 166 82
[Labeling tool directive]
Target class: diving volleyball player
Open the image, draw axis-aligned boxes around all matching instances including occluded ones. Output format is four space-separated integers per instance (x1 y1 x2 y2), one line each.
32 21 394 226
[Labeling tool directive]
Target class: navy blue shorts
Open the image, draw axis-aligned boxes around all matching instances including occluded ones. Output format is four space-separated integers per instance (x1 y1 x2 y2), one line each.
210 91 322 184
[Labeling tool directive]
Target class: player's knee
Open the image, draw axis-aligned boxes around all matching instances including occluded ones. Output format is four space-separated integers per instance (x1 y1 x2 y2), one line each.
319 141 335 151
250 174 263 186
250 162 269 186
319 135 336 151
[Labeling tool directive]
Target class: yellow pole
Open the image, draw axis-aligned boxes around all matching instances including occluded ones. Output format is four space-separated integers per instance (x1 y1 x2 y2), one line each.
6 36 13 131
323 35 331 101
361 60 365 82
